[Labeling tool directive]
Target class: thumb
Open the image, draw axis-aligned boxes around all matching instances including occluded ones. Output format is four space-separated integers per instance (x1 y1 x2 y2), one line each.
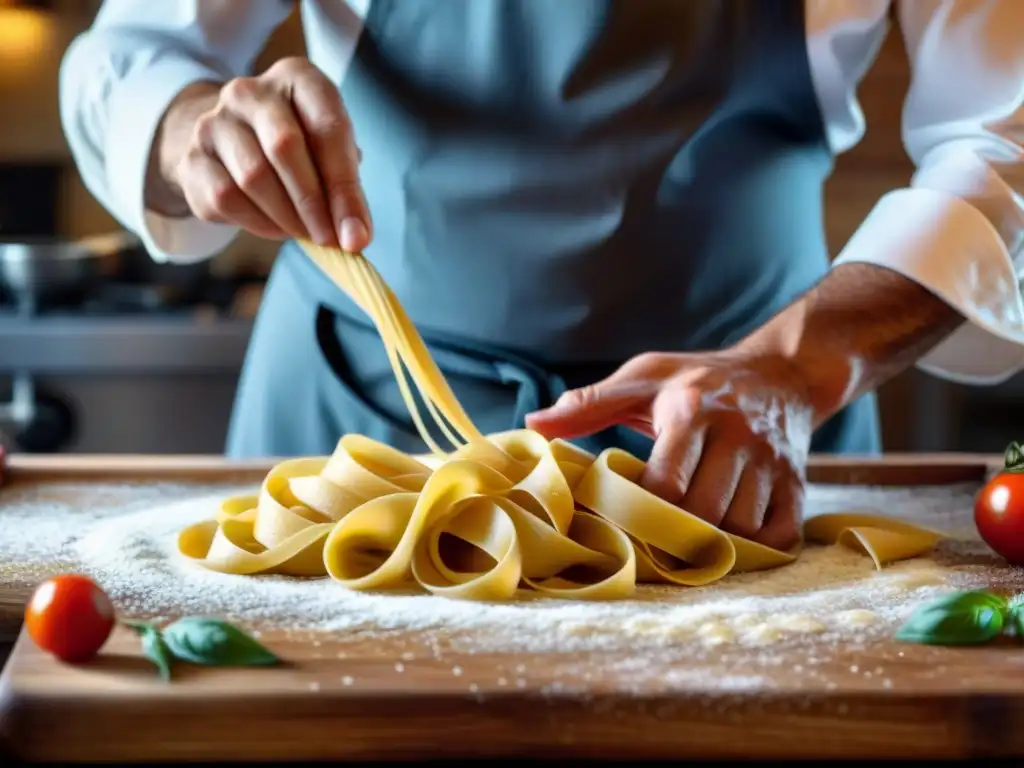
525 381 652 440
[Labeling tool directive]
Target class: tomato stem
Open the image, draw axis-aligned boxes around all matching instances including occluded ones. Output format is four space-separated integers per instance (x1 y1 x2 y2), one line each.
1005 441 1024 473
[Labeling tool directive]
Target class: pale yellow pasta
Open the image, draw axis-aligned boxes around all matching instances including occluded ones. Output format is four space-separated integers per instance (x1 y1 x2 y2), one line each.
176 244 947 600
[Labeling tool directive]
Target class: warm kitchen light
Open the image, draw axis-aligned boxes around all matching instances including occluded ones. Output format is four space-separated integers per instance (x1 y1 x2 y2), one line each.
0 7 52 68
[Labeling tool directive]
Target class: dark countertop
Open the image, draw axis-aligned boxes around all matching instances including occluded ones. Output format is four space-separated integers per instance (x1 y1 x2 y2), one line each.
0 315 253 374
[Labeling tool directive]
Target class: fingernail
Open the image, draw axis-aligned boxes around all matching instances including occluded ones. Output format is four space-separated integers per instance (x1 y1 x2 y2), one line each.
340 217 369 252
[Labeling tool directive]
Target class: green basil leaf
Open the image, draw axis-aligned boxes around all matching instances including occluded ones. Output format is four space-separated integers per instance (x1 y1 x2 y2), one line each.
915 590 1008 615
896 603 1005 646
1005 441 1024 473
127 621 174 681
162 617 278 667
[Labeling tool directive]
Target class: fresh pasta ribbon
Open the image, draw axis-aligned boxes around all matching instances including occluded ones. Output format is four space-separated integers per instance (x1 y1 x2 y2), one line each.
176 244 948 600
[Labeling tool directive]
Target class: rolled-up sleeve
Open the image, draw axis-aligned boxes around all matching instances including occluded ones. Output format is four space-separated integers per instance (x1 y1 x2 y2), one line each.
59 0 291 264
832 0 1024 385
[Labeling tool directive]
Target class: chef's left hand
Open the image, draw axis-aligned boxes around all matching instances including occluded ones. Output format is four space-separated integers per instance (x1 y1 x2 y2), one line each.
525 351 814 550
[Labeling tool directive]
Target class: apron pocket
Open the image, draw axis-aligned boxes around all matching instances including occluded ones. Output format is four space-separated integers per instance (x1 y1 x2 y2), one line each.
314 305 429 453
312 303 548 450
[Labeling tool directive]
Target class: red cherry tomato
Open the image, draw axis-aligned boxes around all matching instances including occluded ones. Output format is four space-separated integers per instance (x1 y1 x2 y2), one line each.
975 443 1024 565
24 574 116 663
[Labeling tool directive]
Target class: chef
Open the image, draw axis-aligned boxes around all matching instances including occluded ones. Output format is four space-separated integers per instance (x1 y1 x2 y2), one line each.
61 0 1024 550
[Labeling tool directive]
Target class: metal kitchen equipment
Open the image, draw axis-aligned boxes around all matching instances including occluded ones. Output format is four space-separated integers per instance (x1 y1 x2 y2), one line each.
0 238 106 314
0 230 258 454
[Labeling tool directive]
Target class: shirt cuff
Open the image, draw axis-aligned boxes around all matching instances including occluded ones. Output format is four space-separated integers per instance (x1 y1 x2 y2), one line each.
833 188 1024 385
105 55 240 265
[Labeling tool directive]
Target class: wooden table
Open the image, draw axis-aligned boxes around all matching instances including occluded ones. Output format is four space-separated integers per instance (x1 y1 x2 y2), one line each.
1 452 1018 762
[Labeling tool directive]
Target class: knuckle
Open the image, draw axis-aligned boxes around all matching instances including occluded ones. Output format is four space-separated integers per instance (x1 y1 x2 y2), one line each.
686 485 727 526
267 56 310 80
656 386 702 425
717 409 754 439
647 466 689 507
672 460 697 492
307 112 350 138
741 437 773 465
701 505 728 527
190 194 223 223
182 146 207 166
642 470 677 503
725 518 759 540
774 464 804 495
266 129 302 160
187 193 215 221
325 178 364 204
677 386 703 415
292 190 325 216
193 207 219 223
635 351 666 368
566 385 598 409
220 77 258 105
236 160 270 191
764 523 800 552
627 351 667 376
193 112 219 143
209 181 241 214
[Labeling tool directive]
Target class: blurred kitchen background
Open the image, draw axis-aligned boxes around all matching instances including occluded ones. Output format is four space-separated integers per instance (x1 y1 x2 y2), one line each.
0 0 1017 455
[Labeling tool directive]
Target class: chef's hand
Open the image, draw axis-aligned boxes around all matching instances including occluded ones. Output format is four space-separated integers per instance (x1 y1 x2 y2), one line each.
148 57 371 251
525 351 814 551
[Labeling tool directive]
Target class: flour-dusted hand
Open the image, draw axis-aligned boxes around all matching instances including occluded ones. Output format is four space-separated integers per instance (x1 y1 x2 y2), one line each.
525 351 815 551
527 262 971 551
151 57 371 251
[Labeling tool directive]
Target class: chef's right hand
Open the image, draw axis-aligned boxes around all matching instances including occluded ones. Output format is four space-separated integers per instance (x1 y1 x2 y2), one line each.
153 57 371 252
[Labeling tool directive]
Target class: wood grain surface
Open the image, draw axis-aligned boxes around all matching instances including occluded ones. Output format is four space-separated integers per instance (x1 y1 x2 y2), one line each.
0 454 1013 762
6 620 1024 762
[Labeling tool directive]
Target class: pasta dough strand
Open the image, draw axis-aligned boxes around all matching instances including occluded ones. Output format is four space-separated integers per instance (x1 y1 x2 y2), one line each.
175 244 948 601
309 244 482 452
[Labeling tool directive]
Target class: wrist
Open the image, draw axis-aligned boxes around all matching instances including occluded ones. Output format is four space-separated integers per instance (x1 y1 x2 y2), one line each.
732 305 858 426
733 263 965 425
145 81 221 218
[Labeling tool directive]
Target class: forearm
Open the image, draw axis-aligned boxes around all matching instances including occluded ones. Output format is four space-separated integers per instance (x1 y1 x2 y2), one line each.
59 2 292 263
736 262 965 424
145 81 222 218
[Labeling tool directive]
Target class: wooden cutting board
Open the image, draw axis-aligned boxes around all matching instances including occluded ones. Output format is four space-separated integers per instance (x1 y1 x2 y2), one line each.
5 619 1024 762
3 453 1023 762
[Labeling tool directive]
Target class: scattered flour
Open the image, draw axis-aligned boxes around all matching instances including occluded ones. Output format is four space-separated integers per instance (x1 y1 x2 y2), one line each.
1 479 1021 666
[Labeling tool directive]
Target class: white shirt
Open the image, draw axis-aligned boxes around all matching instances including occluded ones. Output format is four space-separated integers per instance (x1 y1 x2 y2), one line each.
60 0 1024 386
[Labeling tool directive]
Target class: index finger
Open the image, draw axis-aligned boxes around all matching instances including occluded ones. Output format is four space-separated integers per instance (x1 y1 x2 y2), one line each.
290 71 371 252
223 79 336 247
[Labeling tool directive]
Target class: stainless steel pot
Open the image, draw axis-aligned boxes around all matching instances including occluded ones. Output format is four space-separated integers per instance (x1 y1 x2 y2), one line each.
0 231 214 312
0 238 103 309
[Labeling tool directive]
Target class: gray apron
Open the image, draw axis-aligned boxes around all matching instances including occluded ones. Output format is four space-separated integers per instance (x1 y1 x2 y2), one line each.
226 0 880 459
